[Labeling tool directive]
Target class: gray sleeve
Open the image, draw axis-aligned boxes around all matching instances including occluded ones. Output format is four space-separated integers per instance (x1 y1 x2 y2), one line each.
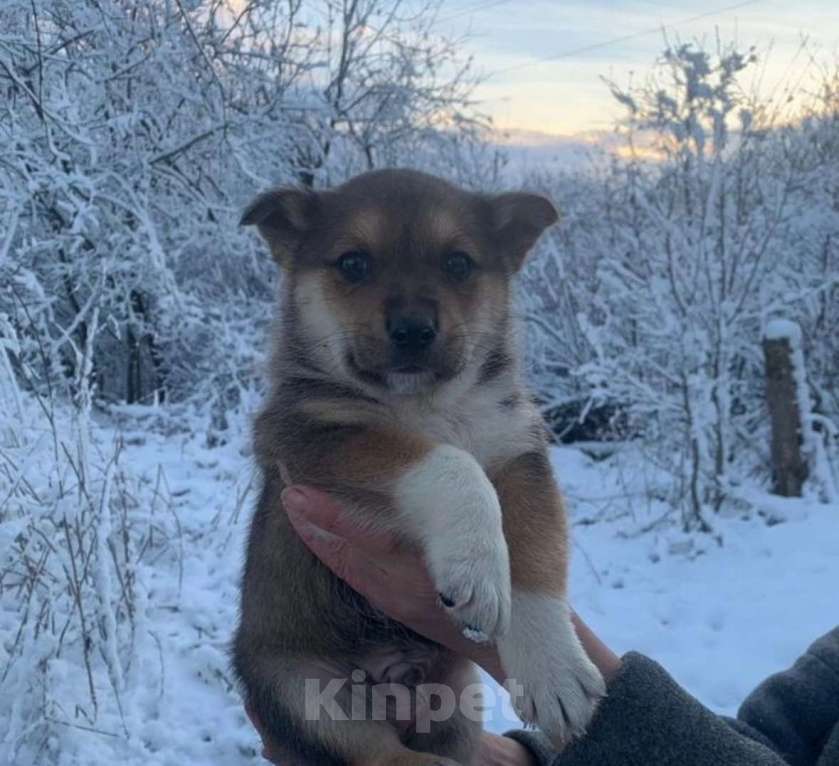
506 651 790 766
817 725 839 766
737 627 839 766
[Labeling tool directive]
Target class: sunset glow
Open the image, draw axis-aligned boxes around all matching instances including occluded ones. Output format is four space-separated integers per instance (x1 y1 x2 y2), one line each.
440 0 839 138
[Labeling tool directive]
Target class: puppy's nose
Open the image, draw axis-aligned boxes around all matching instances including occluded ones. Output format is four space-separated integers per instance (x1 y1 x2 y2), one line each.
388 317 437 352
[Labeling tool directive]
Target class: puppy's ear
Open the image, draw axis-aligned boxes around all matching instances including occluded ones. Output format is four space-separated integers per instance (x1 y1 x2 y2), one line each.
240 188 318 266
489 192 558 271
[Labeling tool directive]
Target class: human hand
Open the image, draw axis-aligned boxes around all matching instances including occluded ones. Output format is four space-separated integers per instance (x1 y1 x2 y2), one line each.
281 484 506 680
247 702 535 766
478 732 538 765
281 485 622 684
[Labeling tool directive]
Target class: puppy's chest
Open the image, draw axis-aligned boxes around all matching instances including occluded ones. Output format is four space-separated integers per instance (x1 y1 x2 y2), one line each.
394 393 534 469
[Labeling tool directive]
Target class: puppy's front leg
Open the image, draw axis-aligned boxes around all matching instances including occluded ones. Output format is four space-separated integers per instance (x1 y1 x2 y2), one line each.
282 422 511 642
491 452 606 745
395 445 512 641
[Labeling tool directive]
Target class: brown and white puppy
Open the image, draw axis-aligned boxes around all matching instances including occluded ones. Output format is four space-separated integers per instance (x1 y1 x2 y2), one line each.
233 169 604 766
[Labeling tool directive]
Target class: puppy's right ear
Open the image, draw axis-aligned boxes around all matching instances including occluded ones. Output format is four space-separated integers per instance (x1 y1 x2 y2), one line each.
240 188 318 266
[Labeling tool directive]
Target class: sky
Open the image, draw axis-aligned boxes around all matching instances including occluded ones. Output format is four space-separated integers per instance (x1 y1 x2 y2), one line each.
437 0 839 139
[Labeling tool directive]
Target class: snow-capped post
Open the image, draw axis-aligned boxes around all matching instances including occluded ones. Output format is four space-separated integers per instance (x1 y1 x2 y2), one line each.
763 320 812 497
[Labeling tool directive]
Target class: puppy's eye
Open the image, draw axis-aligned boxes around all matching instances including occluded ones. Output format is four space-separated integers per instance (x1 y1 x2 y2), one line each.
336 251 371 283
443 251 474 282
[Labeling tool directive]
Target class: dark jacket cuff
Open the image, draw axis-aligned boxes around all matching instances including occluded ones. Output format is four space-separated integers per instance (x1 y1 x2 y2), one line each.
738 628 839 766
506 651 788 766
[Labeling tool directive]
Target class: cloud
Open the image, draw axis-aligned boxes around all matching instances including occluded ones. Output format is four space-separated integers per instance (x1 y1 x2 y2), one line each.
444 0 839 136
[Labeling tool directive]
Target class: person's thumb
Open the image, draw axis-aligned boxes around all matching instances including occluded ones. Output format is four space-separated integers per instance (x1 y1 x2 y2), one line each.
282 485 398 552
283 487 348 556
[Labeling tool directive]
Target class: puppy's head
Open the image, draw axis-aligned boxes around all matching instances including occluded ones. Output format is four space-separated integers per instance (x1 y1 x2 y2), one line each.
242 169 556 394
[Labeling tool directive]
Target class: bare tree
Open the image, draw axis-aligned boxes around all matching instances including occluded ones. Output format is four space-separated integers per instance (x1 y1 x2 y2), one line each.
0 0 488 410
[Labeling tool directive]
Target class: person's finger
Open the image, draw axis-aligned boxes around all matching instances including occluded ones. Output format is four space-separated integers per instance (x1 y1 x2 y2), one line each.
337 545 394 596
289 508 393 595
478 732 539 765
570 609 622 682
285 500 353 572
282 485 399 552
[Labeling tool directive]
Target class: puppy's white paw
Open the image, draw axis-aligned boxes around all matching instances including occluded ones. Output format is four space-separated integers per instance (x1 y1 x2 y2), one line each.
431 543 512 641
500 593 605 744
512 640 604 741
395 445 511 641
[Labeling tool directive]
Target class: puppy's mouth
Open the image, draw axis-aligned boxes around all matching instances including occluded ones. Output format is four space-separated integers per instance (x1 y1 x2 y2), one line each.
347 355 442 394
384 367 438 395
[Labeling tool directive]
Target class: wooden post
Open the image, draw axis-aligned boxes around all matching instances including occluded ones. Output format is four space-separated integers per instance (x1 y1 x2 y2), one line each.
763 327 809 497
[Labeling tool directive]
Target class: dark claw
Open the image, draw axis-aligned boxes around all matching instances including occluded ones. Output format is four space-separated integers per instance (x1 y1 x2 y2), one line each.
577 676 598 701
439 593 455 608
557 695 570 727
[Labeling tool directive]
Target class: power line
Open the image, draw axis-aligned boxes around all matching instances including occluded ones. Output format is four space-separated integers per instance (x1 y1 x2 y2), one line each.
490 0 762 76
436 0 512 25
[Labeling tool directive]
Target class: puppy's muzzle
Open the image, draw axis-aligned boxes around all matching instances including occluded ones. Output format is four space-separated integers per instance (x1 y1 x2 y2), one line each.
385 302 438 363
388 316 437 353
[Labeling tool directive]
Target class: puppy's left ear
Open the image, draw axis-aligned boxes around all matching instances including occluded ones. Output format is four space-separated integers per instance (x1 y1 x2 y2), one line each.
489 192 558 271
240 187 319 267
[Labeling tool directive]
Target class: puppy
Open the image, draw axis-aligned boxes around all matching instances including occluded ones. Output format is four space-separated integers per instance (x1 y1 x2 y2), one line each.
233 169 604 766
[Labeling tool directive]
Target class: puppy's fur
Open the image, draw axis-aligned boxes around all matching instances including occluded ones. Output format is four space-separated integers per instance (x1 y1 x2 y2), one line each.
233 169 604 766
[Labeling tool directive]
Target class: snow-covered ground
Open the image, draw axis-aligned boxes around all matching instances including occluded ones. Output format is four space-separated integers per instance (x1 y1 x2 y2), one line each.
3 410 837 764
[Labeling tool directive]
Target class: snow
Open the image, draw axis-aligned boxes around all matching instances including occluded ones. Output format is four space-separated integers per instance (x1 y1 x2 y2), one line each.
483 446 839 733
553 447 838 717
4 9 838 762
4 409 835 763
764 318 802 343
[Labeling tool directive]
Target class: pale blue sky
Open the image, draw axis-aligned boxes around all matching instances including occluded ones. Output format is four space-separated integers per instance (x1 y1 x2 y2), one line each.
438 0 839 136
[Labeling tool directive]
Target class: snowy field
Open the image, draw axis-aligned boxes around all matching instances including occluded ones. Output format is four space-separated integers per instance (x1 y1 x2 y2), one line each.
4 406 835 765
4 2 839 764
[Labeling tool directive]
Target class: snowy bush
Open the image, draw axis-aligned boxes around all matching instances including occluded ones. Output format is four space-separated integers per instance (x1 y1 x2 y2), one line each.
521 43 839 527
1 22 837 764
0 2 494 760
2 317 156 762
0 0 492 410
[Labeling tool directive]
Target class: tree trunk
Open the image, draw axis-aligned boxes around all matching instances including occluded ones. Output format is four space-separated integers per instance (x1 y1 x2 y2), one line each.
763 335 809 496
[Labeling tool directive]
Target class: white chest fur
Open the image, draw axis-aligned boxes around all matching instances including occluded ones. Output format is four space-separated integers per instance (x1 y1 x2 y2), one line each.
389 382 538 471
